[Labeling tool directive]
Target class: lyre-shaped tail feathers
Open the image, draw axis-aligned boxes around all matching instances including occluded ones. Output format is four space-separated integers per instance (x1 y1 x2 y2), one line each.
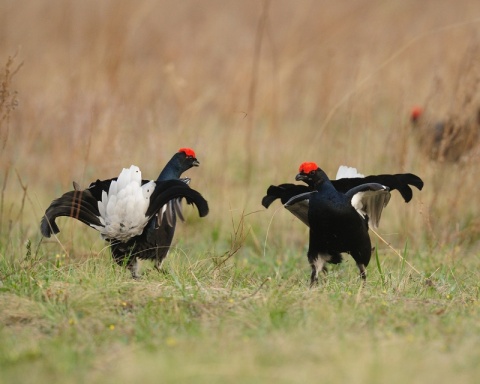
40 189 102 237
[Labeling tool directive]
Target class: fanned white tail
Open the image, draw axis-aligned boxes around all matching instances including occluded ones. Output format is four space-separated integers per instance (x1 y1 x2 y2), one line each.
336 165 365 179
92 165 155 241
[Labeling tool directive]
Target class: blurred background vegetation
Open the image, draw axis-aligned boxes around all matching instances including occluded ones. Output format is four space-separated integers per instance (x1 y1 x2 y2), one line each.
1 0 479 267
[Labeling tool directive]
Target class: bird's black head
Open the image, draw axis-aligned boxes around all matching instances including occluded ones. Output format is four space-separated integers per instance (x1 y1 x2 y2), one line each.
177 148 200 168
157 148 200 181
295 162 324 187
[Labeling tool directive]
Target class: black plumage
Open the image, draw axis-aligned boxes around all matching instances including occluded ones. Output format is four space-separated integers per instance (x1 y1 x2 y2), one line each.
41 148 207 277
263 162 422 286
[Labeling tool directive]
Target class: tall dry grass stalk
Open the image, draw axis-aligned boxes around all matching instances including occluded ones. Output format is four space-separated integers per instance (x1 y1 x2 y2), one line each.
244 0 272 184
0 53 22 235
0 53 22 150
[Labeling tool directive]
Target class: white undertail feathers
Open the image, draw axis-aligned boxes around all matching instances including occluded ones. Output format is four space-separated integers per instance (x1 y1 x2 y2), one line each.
91 165 155 241
336 166 365 179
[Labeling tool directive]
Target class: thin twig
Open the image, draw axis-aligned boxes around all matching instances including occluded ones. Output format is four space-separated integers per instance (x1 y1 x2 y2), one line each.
0 165 10 233
14 169 28 227
245 0 271 183
214 209 250 270
239 276 271 301
370 228 422 276
262 205 283 259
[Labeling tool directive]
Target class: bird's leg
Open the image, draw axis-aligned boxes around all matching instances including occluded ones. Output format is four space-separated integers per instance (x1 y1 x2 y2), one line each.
310 267 319 288
308 254 319 288
154 256 167 274
153 245 169 274
128 258 140 279
308 252 326 288
356 263 367 282
320 253 332 276
154 258 163 271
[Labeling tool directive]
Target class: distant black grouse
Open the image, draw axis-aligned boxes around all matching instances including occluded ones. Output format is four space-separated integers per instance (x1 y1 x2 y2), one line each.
410 106 480 162
41 148 208 278
263 162 423 286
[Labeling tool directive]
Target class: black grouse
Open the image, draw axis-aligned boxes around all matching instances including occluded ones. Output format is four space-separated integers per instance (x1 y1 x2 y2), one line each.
41 148 208 278
109 148 200 275
263 162 423 286
410 106 480 162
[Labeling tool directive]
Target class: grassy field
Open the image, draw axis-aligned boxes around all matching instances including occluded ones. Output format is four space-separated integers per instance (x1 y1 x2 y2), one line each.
1 0 480 382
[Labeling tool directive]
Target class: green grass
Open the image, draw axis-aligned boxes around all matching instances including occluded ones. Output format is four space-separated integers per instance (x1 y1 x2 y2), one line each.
1 232 480 383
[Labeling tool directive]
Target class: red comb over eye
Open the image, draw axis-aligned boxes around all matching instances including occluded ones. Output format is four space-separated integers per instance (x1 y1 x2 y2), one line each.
178 148 196 157
411 106 422 119
299 162 318 173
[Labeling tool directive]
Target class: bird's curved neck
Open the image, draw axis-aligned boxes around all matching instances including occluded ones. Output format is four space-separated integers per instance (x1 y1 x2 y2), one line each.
157 156 185 181
157 164 182 181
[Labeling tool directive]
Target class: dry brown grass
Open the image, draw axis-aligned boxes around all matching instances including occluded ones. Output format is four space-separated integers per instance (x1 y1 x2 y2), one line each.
1 0 480 264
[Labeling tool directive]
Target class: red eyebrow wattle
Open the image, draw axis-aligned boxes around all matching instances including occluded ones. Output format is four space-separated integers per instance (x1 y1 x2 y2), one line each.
178 148 196 157
298 162 318 173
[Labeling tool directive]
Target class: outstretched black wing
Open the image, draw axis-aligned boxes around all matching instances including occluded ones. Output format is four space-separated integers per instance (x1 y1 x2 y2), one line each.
283 191 313 226
146 180 209 219
40 179 208 239
333 173 423 203
261 183 311 208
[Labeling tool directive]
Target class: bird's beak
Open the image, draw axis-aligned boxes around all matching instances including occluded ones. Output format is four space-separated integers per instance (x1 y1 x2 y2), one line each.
295 173 308 182
193 159 200 167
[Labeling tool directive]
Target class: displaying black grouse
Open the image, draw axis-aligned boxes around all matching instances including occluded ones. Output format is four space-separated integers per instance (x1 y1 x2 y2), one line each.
108 148 200 275
41 148 208 278
263 162 423 286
